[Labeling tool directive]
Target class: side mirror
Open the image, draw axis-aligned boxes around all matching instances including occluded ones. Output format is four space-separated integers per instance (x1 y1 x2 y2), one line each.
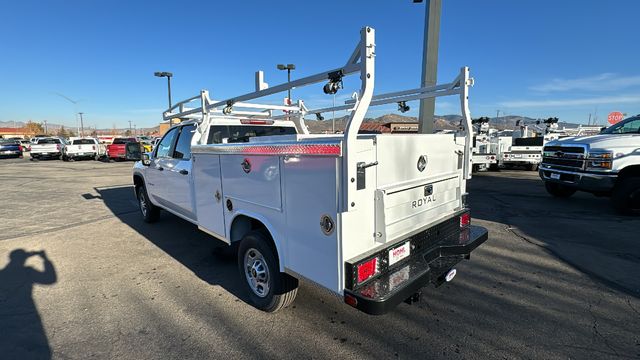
142 153 152 166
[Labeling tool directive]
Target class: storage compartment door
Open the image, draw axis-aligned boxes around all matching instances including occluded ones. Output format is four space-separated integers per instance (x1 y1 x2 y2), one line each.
192 153 227 240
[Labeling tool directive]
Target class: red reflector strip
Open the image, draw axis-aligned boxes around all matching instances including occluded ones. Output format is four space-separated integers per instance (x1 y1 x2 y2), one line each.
197 143 342 156
460 212 471 228
357 257 378 283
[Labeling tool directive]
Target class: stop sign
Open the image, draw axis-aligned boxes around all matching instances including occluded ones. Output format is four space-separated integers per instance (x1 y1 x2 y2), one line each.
608 111 624 125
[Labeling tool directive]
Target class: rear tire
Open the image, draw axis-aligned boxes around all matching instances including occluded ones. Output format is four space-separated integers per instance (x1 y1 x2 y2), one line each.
136 184 160 223
545 182 577 198
527 164 539 171
237 231 298 312
611 177 640 215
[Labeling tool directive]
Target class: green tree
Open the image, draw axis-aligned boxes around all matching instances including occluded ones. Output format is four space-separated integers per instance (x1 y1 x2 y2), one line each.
124 129 132 136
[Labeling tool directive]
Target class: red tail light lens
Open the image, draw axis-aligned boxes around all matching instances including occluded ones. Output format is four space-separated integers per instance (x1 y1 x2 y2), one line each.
18 145 23 152
460 212 470 228
56 144 61 151
92 145 96 150
357 257 378 284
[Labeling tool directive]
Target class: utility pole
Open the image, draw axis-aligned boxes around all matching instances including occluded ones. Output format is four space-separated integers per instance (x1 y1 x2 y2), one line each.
416 0 442 134
134 124 137 136
154 72 173 109
78 112 85 137
43 120 48 135
128 120 132 135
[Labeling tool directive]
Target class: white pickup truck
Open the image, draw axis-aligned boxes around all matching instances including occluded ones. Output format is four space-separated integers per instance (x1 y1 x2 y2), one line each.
29 137 66 160
132 27 488 314
540 115 640 214
64 137 106 161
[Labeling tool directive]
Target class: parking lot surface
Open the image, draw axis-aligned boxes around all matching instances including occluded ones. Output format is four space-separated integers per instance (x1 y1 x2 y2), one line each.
0 159 638 359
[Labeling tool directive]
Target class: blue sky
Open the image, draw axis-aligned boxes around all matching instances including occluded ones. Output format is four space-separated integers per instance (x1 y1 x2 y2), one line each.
0 0 638 129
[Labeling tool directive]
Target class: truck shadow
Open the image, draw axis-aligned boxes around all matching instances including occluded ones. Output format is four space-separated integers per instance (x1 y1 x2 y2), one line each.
468 171 640 298
95 186 252 304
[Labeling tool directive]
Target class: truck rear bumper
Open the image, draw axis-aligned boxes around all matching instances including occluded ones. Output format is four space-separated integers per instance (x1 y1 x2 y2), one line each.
343 224 488 315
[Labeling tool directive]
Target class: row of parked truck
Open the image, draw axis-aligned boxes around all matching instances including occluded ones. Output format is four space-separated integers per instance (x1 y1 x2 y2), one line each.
0 136 157 161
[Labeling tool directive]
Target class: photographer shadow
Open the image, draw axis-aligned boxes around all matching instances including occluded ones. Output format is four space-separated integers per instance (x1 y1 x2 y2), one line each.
0 249 57 359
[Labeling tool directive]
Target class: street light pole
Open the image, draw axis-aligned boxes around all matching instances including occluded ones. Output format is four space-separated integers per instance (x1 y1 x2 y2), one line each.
277 64 296 102
78 112 85 137
154 71 173 109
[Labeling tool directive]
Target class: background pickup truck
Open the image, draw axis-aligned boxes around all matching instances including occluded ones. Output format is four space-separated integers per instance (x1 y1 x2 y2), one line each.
30 137 65 160
540 114 640 214
106 138 140 161
65 138 105 161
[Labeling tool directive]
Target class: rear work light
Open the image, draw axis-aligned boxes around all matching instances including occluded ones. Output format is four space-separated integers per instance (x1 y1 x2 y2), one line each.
357 257 378 284
460 212 471 228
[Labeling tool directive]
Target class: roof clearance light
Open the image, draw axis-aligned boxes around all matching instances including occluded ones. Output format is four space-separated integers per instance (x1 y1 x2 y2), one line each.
357 257 378 284
460 212 471 228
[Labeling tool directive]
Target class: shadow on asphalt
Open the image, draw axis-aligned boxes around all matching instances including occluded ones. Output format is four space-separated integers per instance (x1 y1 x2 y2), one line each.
93 183 640 358
0 249 57 359
95 186 252 304
468 172 640 298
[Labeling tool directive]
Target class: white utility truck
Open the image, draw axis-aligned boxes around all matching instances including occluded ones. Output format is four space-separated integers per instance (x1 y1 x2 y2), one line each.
500 118 565 171
132 27 488 314
471 117 497 172
540 114 640 214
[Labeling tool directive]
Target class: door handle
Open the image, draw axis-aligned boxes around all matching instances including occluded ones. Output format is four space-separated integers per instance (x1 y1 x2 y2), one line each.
179 169 189 175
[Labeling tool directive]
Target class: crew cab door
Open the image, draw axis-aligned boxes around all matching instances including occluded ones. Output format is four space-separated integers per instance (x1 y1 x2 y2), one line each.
162 124 196 220
145 126 179 208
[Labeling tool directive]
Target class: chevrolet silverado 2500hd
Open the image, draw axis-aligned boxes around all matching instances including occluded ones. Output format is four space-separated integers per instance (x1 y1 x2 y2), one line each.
132 27 488 314
540 115 640 214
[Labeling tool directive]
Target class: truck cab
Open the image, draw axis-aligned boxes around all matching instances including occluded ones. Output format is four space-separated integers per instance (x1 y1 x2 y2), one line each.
540 115 640 214
138 118 298 222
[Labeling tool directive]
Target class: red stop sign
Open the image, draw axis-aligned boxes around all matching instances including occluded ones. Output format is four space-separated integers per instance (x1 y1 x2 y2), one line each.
608 111 624 125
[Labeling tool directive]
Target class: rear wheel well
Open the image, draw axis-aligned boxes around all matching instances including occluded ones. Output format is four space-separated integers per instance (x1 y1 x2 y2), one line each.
230 215 279 263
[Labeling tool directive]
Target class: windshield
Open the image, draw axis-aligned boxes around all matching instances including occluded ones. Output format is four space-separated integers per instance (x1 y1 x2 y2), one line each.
72 139 95 145
601 116 640 134
207 125 297 144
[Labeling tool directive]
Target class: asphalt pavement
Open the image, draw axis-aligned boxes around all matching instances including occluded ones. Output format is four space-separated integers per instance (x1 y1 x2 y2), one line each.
0 158 638 359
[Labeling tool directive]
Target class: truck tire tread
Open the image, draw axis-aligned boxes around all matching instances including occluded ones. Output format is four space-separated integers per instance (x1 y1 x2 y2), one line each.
137 184 160 223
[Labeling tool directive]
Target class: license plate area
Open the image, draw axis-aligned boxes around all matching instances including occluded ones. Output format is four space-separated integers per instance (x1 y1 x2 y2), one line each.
550 173 560 180
388 241 410 266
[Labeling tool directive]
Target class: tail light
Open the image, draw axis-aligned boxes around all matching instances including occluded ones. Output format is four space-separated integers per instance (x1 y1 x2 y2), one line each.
56 144 61 151
240 119 274 125
18 145 23 152
92 145 96 150
460 212 471 228
356 257 379 284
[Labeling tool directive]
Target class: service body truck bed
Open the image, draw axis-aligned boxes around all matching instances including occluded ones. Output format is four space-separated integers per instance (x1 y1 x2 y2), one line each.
132 27 488 314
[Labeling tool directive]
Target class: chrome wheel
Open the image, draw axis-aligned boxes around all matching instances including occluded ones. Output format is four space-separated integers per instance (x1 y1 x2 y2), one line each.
139 190 148 217
244 248 270 298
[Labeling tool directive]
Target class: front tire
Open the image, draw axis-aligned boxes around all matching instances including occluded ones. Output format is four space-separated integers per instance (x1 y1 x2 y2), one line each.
545 181 577 198
238 231 298 312
611 177 640 215
136 184 160 223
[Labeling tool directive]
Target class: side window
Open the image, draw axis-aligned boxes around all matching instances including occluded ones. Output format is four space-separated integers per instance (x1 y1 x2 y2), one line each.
173 125 196 160
207 125 230 144
155 127 179 158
